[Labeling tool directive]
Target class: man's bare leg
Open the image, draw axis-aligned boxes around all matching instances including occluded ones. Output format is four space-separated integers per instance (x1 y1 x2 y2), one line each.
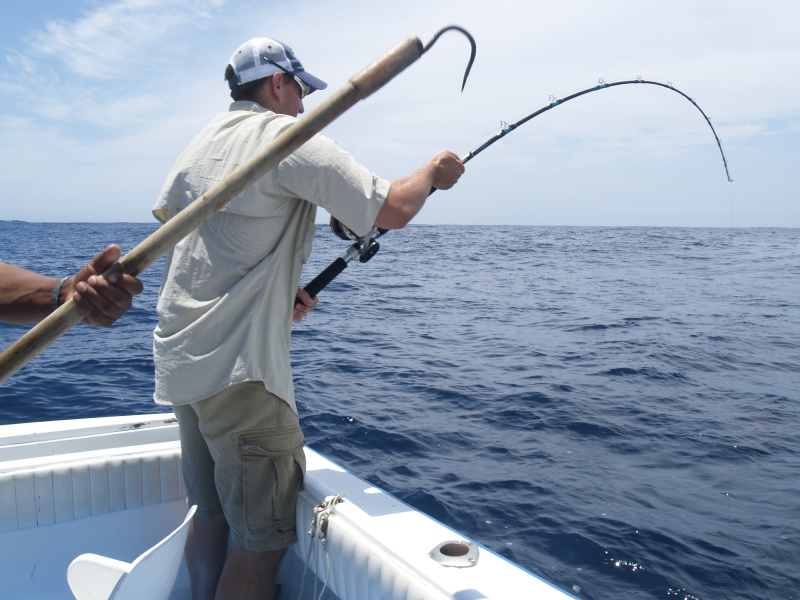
185 514 229 600
214 545 287 600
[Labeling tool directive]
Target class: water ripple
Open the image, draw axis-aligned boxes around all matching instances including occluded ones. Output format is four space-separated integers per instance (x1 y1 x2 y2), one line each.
1 223 799 600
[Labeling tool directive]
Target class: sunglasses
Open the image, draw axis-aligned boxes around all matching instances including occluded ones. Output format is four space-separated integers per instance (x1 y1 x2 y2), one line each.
262 58 312 99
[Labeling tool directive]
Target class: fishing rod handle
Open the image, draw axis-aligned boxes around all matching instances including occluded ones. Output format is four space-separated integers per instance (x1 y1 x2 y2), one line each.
302 257 349 300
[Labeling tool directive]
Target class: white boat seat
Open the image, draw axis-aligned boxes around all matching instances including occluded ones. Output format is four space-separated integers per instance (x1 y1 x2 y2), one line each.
67 504 196 600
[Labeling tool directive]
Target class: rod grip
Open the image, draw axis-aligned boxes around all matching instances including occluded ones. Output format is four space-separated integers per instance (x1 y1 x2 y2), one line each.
301 257 349 301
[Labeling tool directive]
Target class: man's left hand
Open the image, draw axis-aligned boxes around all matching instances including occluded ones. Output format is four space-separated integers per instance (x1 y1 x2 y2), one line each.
293 289 318 323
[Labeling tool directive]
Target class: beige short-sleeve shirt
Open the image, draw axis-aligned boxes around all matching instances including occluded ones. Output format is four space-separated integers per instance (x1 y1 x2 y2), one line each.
152 102 390 411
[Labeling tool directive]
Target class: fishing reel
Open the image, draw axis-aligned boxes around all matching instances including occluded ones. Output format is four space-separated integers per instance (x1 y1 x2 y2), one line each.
329 216 385 263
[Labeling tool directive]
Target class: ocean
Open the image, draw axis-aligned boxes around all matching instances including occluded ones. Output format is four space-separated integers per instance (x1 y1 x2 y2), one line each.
0 221 798 600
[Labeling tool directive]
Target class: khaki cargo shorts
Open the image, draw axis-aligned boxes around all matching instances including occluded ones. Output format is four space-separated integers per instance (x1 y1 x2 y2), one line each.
173 381 306 551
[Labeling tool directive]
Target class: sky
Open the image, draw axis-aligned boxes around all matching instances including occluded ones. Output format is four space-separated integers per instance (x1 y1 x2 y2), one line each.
0 0 798 227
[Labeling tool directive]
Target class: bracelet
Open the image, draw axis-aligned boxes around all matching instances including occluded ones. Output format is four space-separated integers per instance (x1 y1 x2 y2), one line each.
51 276 70 311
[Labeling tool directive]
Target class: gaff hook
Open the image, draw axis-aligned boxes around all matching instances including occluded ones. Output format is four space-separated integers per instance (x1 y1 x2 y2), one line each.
422 25 477 92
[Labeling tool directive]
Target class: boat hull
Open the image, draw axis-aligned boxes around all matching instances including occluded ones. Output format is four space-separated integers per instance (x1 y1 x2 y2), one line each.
0 414 576 599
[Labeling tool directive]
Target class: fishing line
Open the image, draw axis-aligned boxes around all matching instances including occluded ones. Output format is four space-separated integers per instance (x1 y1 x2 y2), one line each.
300 77 734 300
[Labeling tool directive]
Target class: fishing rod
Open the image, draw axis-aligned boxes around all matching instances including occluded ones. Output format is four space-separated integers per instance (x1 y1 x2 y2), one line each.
300 77 733 300
466 77 732 181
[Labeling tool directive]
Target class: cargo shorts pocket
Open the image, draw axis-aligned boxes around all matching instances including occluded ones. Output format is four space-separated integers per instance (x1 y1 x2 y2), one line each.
237 428 306 533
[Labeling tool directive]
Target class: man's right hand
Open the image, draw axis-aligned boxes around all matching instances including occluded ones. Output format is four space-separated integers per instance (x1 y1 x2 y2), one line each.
69 245 144 327
375 150 465 230
428 150 465 191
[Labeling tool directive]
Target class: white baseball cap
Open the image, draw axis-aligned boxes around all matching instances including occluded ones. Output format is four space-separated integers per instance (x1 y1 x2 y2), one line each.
227 37 327 94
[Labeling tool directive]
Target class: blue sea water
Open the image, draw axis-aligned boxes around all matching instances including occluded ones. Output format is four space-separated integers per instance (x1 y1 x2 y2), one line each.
0 221 798 600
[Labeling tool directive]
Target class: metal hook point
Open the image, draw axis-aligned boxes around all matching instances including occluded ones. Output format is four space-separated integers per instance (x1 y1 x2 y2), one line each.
422 25 477 92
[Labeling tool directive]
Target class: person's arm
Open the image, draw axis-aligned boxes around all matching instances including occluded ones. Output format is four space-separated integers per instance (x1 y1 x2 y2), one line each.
0 262 61 324
289 151 463 322
0 244 143 327
374 150 464 230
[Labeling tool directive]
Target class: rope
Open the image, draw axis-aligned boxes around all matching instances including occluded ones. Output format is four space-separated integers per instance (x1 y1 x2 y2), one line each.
297 494 346 600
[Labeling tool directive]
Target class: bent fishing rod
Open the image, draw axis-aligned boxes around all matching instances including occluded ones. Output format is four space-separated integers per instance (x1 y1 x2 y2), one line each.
300 77 733 299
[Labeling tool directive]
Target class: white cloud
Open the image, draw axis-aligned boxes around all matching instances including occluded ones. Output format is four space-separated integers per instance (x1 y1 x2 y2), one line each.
27 0 225 79
0 0 798 225
2 0 227 129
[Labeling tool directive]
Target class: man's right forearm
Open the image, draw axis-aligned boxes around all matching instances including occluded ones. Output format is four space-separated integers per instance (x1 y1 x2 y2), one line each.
374 150 464 230
375 168 434 229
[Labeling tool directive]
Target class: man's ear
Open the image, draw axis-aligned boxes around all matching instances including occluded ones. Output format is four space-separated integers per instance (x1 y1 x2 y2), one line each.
254 75 280 111
272 72 287 92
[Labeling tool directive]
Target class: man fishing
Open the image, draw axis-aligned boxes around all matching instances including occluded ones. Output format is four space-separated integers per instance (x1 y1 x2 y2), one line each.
152 36 464 600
